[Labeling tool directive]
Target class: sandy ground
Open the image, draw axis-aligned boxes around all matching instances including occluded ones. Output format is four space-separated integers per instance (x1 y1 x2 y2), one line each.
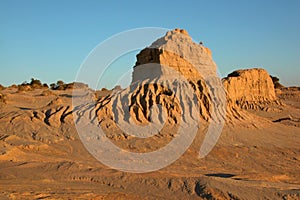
0 87 299 199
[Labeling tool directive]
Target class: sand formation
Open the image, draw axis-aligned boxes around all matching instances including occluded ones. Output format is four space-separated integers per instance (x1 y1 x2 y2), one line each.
95 28 226 129
96 29 279 126
0 29 282 136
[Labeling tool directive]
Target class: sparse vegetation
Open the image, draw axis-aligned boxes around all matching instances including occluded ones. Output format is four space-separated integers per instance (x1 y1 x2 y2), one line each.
17 78 48 92
50 81 88 90
29 78 43 88
43 83 49 88
270 75 284 89
50 80 65 90
17 84 32 92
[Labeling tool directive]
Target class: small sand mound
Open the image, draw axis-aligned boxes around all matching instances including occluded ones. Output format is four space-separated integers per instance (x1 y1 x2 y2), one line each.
40 89 53 96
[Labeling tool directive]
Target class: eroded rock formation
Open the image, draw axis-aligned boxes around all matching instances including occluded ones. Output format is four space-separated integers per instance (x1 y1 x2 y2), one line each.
95 28 226 129
223 68 279 110
81 29 281 131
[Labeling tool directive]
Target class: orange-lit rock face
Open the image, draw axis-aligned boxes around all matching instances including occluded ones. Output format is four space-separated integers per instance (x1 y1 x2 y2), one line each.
204 47 212 57
129 29 222 122
223 68 277 109
133 29 215 82
134 48 202 82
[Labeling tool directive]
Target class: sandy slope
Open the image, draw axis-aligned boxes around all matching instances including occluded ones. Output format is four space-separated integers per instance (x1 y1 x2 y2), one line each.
0 87 299 199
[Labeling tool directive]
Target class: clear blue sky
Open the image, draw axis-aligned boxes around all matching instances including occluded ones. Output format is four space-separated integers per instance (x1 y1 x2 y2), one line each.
1 0 299 88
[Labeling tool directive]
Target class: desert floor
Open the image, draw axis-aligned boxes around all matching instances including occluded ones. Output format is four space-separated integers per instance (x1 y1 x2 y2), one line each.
0 87 299 199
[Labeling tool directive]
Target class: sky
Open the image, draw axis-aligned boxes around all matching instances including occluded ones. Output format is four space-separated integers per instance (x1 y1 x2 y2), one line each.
0 0 299 88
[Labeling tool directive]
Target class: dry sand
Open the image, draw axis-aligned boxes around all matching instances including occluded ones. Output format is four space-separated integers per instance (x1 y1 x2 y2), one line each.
0 87 299 199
